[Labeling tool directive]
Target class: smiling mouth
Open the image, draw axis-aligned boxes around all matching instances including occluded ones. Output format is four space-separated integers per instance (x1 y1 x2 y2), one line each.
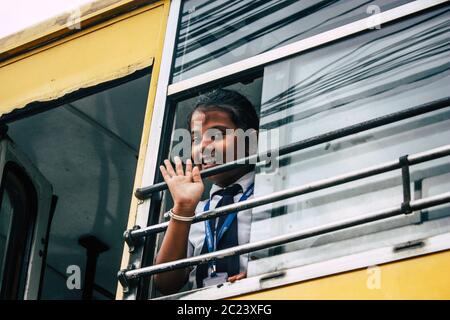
202 154 216 169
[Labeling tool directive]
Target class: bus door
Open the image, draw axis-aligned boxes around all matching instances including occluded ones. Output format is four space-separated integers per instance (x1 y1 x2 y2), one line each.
0 131 54 300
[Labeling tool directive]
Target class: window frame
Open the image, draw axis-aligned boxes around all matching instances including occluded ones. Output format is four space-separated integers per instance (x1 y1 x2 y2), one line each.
0 138 54 300
2 67 154 300
0 162 38 299
124 0 450 300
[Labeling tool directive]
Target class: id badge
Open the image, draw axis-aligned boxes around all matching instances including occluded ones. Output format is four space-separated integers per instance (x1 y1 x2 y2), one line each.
202 272 228 287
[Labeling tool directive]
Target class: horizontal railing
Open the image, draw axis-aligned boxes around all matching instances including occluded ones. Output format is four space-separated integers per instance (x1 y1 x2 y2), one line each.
125 144 450 246
134 97 450 199
118 144 450 290
119 191 450 284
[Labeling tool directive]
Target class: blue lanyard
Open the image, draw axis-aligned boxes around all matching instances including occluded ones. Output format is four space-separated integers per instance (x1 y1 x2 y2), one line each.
204 183 254 256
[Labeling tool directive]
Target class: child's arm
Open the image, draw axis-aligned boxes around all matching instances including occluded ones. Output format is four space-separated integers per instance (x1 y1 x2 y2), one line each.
154 157 204 294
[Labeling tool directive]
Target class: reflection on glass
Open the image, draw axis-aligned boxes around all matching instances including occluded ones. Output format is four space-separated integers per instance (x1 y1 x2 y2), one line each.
173 0 412 82
248 6 450 277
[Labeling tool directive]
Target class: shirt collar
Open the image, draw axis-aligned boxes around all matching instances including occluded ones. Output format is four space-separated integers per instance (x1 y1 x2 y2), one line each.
209 171 255 199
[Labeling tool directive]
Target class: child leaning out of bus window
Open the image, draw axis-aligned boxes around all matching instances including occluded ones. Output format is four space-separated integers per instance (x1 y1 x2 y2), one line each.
154 89 259 295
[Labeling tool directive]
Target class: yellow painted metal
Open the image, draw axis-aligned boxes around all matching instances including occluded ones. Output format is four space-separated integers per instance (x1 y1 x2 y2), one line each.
0 0 158 62
0 0 170 299
232 250 450 299
115 0 170 300
0 1 164 117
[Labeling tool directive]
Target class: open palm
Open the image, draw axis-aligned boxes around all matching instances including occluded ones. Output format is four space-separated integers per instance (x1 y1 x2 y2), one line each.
160 156 204 215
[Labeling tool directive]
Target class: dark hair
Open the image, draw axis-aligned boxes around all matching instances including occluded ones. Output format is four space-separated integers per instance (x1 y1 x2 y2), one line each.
187 89 259 131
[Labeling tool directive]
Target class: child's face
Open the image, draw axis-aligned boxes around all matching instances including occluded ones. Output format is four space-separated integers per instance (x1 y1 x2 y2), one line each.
190 107 248 186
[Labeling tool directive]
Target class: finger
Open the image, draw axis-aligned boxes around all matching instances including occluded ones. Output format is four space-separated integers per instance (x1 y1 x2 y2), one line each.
159 165 171 182
235 272 246 281
174 156 184 176
192 165 202 183
228 272 245 283
164 159 176 177
185 158 193 176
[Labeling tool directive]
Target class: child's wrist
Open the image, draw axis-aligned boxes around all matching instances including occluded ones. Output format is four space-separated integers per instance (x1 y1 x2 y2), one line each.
173 203 196 217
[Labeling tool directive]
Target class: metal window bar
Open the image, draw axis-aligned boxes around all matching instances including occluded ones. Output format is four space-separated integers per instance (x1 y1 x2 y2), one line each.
126 144 450 243
119 191 450 288
135 97 450 199
118 144 450 289
125 98 450 250
400 155 413 214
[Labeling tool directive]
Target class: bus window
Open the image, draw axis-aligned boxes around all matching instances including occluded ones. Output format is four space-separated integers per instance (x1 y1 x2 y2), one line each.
246 5 450 278
150 77 262 297
0 163 38 299
173 0 413 82
119 0 450 300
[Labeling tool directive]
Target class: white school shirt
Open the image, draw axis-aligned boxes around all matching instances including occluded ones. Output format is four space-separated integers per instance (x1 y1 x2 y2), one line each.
186 171 255 290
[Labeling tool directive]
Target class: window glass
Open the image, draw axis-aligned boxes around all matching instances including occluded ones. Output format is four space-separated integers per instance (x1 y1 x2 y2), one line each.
173 0 413 82
247 6 450 277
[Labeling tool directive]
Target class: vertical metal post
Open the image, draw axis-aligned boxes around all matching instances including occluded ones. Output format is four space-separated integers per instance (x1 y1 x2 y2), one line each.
78 235 109 300
399 155 412 214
